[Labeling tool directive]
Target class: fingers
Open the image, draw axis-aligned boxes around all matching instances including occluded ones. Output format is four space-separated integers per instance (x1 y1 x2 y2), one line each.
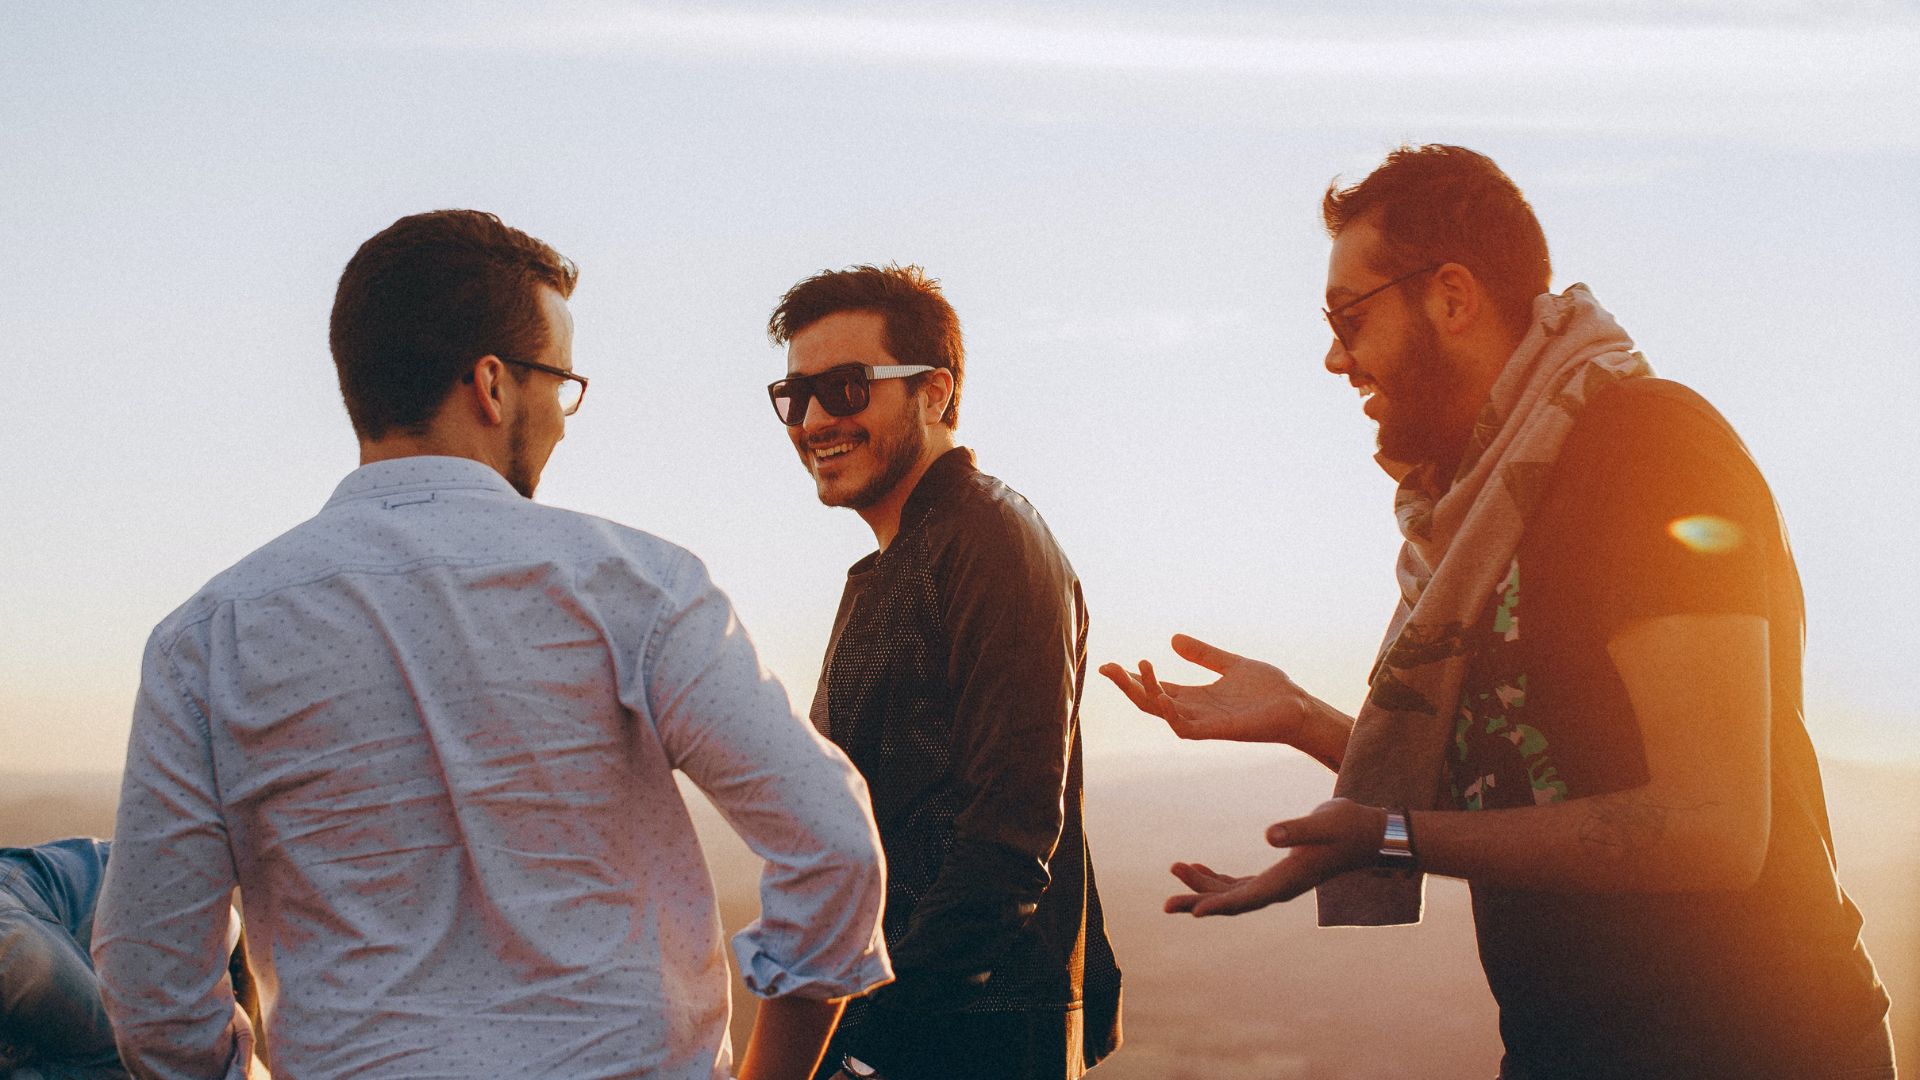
1171 633 1245 675
1267 812 1342 847
1165 861 1246 914
1165 818 1363 917
1267 798 1378 850
1170 861 1241 892
1138 659 1164 698
1098 661 1198 734
1097 663 1163 716
1188 858 1319 916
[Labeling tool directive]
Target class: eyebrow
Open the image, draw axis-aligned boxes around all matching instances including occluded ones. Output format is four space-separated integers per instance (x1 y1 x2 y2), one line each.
1325 285 1360 306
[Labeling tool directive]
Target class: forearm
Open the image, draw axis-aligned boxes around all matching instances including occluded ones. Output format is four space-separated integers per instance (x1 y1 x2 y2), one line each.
1413 785 1768 893
1414 615 1774 893
738 994 846 1080
1292 695 1354 772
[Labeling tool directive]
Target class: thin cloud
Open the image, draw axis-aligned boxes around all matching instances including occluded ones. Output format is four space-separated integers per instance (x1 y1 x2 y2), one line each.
321 4 1918 79
300 2 1920 151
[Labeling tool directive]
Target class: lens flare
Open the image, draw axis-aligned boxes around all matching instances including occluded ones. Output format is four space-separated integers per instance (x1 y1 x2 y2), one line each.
1668 515 1744 554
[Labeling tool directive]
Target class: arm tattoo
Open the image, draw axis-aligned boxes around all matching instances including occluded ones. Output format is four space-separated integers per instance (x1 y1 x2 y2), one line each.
1578 793 1722 857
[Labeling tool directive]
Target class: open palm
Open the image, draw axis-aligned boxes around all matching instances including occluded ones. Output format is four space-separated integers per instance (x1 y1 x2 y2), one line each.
1098 633 1307 745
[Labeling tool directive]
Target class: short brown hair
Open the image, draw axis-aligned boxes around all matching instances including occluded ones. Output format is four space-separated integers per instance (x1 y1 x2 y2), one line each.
329 210 578 440
1323 145 1550 338
767 264 964 428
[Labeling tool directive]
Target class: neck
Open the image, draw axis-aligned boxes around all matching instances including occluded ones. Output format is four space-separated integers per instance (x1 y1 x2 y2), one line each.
360 426 503 474
1432 329 1528 480
858 430 957 551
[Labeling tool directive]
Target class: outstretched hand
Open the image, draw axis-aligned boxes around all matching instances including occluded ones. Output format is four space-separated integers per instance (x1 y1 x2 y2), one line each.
1164 799 1386 917
1098 634 1309 745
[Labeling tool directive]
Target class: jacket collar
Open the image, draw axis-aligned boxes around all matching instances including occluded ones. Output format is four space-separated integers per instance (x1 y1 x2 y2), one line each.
847 447 975 577
899 446 977 526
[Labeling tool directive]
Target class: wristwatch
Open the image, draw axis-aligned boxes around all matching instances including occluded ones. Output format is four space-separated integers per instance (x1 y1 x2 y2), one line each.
1377 808 1418 871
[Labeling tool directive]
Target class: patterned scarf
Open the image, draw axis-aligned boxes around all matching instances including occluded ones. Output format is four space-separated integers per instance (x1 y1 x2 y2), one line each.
1318 283 1651 927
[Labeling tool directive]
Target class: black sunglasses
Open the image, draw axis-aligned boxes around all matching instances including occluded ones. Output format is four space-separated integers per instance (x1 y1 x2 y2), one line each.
768 363 935 427
1322 264 1442 351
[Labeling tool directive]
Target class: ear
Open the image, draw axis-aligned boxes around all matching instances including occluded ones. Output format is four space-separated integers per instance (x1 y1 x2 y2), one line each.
1428 262 1483 335
465 355 509 427
917 368 955 425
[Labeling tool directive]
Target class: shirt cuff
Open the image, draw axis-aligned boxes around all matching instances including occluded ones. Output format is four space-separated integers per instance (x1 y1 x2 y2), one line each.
732 930 894 1000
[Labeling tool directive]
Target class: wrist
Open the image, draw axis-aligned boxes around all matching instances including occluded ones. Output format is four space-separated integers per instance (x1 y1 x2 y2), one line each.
1375 808 1418 872
1289 696 1348 767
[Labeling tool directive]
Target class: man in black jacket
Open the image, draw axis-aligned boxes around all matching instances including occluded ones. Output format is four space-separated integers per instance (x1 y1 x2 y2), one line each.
768 265 1121 1080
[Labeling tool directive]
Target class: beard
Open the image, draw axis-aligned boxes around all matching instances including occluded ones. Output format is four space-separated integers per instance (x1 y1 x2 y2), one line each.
504 411 538 498
814 392 927 511
1375 313 1478 471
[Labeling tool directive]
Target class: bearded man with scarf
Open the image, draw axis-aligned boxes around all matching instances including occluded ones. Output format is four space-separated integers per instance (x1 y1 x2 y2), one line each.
1102 145 1892 1080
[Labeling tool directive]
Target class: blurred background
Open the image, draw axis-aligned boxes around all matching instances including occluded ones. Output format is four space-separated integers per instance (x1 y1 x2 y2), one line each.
3 3 1915 1076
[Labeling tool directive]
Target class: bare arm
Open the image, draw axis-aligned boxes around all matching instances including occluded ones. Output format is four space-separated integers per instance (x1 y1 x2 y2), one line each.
1162 613 1773 915
1099 634 1355 772
737 995 847 1080
1414 612 1771 891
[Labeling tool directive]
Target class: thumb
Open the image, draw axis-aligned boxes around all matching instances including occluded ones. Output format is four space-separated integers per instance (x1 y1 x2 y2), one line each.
1266 805 1359 848
1171 633 1243 674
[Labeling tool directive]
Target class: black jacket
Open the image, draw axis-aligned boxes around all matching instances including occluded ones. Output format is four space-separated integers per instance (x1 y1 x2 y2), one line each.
811 448 1121 1078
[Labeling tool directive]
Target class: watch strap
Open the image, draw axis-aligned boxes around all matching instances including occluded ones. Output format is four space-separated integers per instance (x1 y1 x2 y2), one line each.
1377 808 1417 871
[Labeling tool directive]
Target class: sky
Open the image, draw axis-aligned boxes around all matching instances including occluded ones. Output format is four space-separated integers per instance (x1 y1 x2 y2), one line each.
2 0 1918 778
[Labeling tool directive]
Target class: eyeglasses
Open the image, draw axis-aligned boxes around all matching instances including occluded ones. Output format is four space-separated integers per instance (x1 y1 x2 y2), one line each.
767 363 935 427
502 357 589 416
1322 264 1442 351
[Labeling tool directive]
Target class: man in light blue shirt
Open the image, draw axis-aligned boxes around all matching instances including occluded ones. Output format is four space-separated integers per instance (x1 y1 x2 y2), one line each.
93 210 892 1080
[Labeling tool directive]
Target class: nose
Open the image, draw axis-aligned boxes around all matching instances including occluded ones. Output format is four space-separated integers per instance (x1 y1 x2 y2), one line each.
1324 336 1353 376
799 392 837 433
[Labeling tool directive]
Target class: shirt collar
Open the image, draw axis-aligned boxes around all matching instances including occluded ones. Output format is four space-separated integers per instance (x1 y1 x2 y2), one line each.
324 455 522 509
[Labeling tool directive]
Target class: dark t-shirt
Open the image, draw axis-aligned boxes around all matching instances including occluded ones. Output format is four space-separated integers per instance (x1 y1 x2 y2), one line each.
1445 379 1888 1079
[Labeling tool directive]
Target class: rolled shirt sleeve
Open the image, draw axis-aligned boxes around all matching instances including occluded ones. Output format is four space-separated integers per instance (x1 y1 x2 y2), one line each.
641 553 893 1000
93 625 254 1080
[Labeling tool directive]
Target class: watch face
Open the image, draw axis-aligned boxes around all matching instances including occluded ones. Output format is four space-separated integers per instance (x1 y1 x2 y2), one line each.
844 1055 882 1079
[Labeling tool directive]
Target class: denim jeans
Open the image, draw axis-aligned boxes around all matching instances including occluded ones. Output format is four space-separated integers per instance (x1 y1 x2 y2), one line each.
0 880 126 1078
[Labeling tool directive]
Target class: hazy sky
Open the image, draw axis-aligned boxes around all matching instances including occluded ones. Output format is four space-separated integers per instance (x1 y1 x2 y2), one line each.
3 1 1917 777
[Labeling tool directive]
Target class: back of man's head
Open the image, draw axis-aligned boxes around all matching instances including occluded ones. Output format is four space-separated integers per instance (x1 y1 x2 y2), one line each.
1323 145 1551 340
330 210 578 441
767 263 966 428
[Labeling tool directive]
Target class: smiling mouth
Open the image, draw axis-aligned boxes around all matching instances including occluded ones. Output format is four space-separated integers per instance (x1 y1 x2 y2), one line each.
808 436 864 467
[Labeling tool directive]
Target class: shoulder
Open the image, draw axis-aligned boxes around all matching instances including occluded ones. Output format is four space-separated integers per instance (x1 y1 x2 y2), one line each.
530 503 705 581
151 500 712 657
1563 378 1755 469
1553 377 1770 506
1530 377 1781 622
926 468 1076 583
510 503 725 626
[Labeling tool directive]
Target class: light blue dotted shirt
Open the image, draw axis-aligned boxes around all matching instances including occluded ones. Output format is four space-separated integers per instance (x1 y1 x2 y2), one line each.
93 456 892 1080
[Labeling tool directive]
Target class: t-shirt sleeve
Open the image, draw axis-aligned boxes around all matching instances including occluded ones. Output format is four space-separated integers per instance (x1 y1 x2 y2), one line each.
1550 380 1775 639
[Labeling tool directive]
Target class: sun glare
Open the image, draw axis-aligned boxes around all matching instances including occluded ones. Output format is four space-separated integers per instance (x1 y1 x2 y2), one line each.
1668 514 1744 555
